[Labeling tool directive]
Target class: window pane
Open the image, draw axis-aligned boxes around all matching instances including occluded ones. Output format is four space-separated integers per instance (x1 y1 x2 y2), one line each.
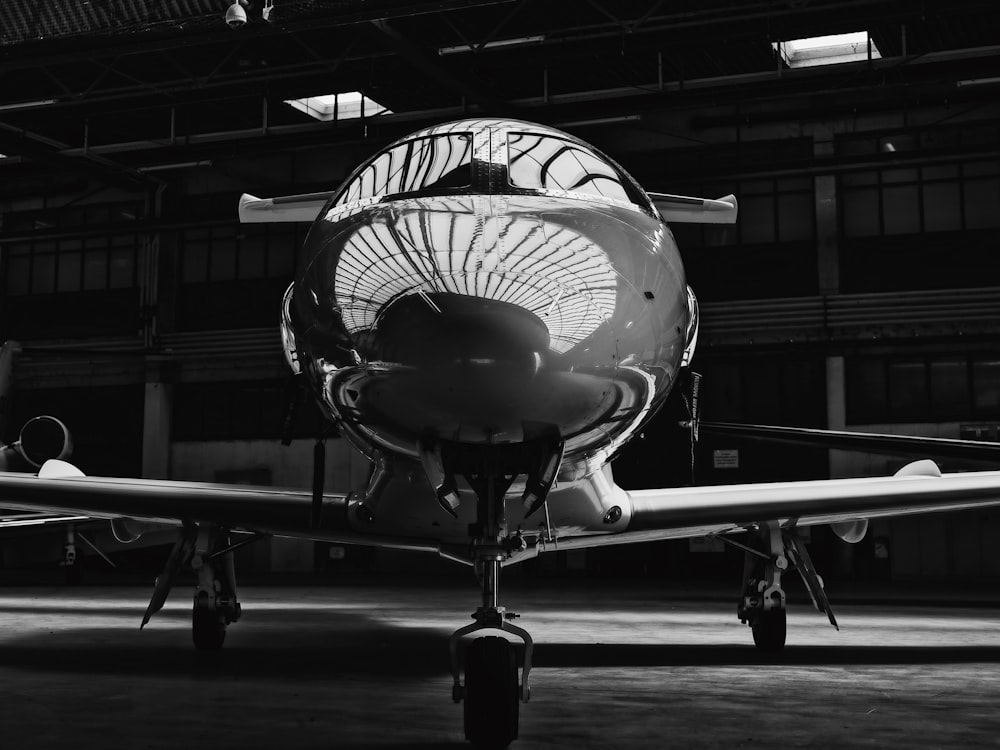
83 250 108 290
507 133 643 206
923 164 959 180
922 182 961 232
109 248 135 288
740 195 775 244
883 168 918 184
778 192 814 241
210 240 237 281
57 252 82 292
268 244 295 278
240 234 267 279
973 360 1000 414
842 188 879 237
964 178 1000 229
882 185 920 235
888 361 928 421
182 232 209 283
929 360 969 420
31 254 56 294
846 359 886 423
6 255 31 295
337 134 472 205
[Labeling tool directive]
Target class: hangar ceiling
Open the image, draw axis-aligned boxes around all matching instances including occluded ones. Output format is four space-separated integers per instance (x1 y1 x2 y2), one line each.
0 0 999 191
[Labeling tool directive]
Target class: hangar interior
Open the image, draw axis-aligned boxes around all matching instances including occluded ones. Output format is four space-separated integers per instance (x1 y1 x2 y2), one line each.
0 0 999 584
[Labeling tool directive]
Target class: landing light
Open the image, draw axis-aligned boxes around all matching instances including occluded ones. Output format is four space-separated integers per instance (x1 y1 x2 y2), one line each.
772 31 880 68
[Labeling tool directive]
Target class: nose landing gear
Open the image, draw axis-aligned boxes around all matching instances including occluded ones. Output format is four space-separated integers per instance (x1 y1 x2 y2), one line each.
434 441 556 749
450 557 533 749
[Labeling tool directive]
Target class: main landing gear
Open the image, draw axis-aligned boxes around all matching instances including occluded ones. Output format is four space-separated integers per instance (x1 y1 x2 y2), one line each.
141 522 260 650
734 522 839 653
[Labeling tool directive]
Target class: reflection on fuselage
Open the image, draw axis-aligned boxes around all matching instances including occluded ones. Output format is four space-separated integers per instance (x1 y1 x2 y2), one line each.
287 119 692 481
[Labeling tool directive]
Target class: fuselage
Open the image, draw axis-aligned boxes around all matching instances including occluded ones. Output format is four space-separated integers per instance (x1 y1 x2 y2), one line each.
284 118 694 487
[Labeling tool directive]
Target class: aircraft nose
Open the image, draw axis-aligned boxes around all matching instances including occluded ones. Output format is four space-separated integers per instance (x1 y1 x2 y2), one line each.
373 292 549 371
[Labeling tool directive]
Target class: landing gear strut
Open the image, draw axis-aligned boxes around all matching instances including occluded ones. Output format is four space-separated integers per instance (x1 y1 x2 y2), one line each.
190 526 241 651
440 443 548 749
140 522 252 650
737 523 787 653
450 556 532 748
734 522 839 653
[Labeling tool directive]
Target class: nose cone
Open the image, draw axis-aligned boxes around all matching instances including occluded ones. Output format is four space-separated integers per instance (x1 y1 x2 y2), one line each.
375 292 549 370
334 290 620 445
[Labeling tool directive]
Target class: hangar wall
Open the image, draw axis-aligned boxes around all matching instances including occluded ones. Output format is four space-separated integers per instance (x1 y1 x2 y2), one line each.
1 92 999 582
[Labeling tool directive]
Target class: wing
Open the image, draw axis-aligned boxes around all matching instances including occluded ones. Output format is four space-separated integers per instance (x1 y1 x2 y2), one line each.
700 420 1000 465
545 461 1000 551
647 192 738 224
0 463 439 552
238 191 335 223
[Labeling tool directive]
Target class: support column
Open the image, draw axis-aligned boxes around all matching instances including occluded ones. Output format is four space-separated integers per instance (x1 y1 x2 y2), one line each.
826 355 848 478
814 126 840 296
142 372 172 479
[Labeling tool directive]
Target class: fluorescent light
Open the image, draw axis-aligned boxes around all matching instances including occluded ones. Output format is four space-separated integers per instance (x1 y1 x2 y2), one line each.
773 31 880 69
0 98 57 112
284 91 391 122
439 35 544 55
136 160 213 173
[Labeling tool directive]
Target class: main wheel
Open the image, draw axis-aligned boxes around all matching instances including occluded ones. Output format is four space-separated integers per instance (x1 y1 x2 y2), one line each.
192 606 226 651
464 636 519 749
752 608 786 653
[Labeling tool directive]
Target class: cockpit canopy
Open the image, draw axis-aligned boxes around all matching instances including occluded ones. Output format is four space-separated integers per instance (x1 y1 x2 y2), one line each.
327 119 655 217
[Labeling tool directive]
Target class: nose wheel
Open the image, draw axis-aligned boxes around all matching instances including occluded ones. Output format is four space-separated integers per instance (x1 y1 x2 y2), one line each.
464 636 520 749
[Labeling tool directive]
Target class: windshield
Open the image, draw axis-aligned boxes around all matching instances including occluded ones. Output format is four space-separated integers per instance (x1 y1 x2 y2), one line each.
334 133 473 206
507 132 651 211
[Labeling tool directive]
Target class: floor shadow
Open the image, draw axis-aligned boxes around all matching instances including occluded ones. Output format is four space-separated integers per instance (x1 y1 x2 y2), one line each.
0 612 455 679
535 643 1000 667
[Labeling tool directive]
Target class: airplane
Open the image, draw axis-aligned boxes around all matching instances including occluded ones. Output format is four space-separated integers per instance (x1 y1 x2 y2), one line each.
3 117 1000 748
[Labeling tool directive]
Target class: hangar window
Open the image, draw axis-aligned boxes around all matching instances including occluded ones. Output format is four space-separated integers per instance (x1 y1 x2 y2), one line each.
173 379 324 441
333 134 473 206
177 223 307 331
846 355 1000 423
4 234 139 296
2 202 142 300
180 225 304 284
840 125 1000 240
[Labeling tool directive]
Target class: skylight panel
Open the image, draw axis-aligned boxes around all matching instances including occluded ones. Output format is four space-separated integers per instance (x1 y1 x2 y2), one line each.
773 31 881 69
284 91 391 122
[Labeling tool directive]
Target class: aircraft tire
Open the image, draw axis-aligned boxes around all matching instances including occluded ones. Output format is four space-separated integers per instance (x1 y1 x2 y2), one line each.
752 608 786 653
192 605 226 651
464 636 519 749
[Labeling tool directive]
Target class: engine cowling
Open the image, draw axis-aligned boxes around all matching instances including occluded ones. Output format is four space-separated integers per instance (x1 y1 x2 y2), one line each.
830 519 869 544
16 415 73 467
0 415 74 471
110 517 147 544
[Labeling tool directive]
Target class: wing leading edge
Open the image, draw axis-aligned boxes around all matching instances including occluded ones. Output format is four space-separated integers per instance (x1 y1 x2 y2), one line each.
548 463 1000 551
1 460 1000 554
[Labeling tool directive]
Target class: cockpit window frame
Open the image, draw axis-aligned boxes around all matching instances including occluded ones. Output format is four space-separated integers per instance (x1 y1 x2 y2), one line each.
329 132 476 209
504 131 657 218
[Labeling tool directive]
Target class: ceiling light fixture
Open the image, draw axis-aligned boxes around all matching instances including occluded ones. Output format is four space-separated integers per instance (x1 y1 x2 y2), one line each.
438 35 545 55
284 91 391 122
773 31 880 69
0 99 58 112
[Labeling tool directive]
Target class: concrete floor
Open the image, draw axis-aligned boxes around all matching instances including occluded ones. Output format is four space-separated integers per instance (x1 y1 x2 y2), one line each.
0 584 999 749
